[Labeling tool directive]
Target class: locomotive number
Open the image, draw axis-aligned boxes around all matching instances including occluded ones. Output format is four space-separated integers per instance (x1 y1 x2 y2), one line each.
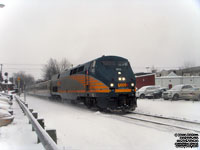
118 83 128 87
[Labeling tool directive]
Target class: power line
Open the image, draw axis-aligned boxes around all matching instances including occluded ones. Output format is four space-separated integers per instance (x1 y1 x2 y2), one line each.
3 63 45 66
5 68 42 70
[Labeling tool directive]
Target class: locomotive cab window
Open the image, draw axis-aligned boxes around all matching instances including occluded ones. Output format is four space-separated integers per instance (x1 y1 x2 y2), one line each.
117 61 128 67
77 66 84 72
101 60 129 67
101 61 115 66
70 68 78 75
70 66 84 75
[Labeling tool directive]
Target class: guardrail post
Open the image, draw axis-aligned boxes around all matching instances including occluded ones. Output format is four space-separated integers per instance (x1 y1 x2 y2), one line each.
37 118 45 128
8 110 13 115
32 112 38 131
29 109 33 113
46 129 57 144
29 109 34 124
37 118 45 143
32 112 38 119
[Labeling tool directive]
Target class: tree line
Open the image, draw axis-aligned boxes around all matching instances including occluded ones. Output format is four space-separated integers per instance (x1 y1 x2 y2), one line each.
12 58 71 87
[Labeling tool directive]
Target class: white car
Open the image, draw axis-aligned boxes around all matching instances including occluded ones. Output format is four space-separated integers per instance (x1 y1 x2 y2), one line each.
136 86 160 99
162 84 194 100
181 87 200 101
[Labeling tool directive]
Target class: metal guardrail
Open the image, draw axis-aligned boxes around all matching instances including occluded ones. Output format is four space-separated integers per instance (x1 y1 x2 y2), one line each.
15 96 59 150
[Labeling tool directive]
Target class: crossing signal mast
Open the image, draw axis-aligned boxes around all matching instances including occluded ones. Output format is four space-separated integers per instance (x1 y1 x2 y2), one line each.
4 72 8 83
4 72 8 93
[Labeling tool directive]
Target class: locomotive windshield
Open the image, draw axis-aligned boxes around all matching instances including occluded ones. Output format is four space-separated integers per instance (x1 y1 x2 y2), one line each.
101 61 128 67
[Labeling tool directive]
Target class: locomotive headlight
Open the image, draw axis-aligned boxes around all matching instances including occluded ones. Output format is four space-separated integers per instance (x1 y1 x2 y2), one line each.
110 83 114 87
131 83 134 87
122 77 126 81
118 77 122 81
118 72 121 75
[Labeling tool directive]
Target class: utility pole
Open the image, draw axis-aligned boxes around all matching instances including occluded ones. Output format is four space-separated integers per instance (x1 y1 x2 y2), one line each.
0 64 2 72
24 83 26 103
17 77 21 96
0 64 3 82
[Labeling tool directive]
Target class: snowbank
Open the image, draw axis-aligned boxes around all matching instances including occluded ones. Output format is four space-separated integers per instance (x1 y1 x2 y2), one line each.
0 109 11 118
0 98 44 150
0 108 14 126
0 94 13 105
0 94 14 127
0 100 11 110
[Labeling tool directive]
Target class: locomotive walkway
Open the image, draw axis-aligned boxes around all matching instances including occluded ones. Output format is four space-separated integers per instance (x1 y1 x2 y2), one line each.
0 96 44 150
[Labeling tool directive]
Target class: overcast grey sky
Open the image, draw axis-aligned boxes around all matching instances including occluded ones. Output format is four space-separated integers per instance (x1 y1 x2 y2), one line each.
0 0 200 79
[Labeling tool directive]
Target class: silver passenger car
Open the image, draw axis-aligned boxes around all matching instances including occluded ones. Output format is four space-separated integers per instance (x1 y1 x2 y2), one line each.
181 87 200 101
136 85 160 99
162 84 194 100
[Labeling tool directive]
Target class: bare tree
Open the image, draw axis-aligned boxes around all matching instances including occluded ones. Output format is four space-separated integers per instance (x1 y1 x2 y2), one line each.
42 58 59 80
13 71 35 91
150 66 157 73
42 58 71 80
59 58 71 72
180 61 196 69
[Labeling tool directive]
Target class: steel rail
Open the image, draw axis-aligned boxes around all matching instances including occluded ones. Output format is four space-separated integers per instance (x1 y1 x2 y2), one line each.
15 96 59 150
121 115 200 133
131 112 200 125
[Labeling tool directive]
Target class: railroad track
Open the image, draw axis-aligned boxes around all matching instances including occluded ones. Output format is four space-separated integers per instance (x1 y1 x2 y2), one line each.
120 112 200 133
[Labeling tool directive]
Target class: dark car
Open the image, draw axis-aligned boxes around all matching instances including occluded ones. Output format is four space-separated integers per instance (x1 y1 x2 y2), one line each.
152 87 168 99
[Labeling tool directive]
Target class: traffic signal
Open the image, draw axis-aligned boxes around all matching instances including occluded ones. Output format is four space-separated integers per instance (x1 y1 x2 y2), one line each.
4 72 8 76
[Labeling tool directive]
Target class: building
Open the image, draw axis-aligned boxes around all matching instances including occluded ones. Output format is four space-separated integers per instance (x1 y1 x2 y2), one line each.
157 66 200 77
0 81 14 91
155 72 200 88
135 73 155 89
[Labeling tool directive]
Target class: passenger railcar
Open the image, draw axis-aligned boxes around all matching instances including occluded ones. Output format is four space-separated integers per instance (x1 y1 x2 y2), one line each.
28 56 137 111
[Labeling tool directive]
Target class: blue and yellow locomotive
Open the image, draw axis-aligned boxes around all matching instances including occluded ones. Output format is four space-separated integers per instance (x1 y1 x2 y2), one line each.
28 56 137 111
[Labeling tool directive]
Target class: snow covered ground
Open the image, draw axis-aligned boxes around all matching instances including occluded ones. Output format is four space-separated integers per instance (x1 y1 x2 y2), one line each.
0 97 44 150
135 99 200 122
21 95 200 150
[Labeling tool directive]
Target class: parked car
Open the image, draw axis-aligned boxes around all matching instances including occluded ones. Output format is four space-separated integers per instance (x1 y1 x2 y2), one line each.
152 87 168 99
181 87 200 101
136 85 160 99
162 84 194 100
